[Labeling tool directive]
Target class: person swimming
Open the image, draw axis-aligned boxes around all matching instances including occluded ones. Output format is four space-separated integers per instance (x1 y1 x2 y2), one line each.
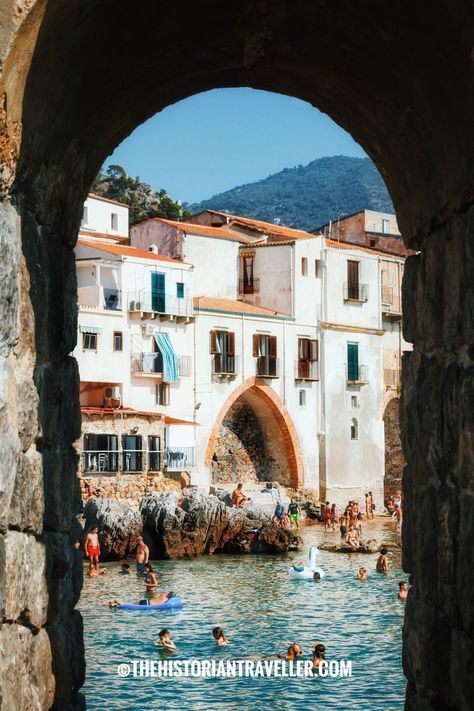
143 563 157 592
108 591 176 607
398 581 408 600
376 547 389 573
155 628 176 651
312 643 326 669
212 627 230 645
357 567 367 580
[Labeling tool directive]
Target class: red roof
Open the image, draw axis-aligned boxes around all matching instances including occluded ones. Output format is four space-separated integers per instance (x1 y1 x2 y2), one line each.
141 217 250 244
325 238 405 259
201 210 315 241
194 296 289 318
77 239 186 264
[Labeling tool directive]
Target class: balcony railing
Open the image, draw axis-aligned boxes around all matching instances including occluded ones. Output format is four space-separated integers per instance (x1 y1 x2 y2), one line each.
164 447 195 471
295 360 320 381
131 353 192 378
122 449 144 472
344 283 369 302
77 285 122 311
82 450 119 473
256 356 279 378
346 364 368 384
384 368 401 388
128 291 193 317
239 278 260 295
212 354 239 376
381 286 402 315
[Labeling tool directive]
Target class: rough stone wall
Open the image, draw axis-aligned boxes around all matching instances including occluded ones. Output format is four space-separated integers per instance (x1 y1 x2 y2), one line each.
212 401 266 483
79 472 185 507
401 206 474 710
384 397 404 498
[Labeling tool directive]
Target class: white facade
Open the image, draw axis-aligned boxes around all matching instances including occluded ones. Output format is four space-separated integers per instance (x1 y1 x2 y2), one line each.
81 194 129 239
74 201 407 506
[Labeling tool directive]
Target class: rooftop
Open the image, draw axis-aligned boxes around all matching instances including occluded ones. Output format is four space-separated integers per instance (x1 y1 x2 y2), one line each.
137 217 250 243
199 209 315 241
325 238 404 259
193 295 291 319
88 192 129 208
79 228 128 242
77 238 186 264
81 405 198 425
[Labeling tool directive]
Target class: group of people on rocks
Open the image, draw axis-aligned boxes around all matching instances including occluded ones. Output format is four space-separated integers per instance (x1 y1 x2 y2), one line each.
385 490 403 530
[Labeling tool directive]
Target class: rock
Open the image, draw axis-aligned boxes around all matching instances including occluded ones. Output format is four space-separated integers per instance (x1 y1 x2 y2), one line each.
318 538 382 554
140 491 302 558
295 488 321 519
84 498 142 560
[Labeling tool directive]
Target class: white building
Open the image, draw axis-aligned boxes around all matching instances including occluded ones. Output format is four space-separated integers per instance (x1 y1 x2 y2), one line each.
73 198 407 507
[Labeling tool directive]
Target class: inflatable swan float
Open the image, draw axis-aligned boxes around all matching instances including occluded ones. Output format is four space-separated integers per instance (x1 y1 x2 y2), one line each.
289 546 325 580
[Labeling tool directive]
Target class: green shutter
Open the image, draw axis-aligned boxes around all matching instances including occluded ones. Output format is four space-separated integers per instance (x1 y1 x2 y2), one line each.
347 343 359 380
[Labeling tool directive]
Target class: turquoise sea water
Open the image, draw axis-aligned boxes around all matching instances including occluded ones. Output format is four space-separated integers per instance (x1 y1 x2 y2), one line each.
79 520 405 710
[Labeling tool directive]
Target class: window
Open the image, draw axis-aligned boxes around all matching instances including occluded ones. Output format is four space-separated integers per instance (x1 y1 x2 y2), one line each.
347 260 360 299
370 238 376 247
297 338 319 379
82 206 88 225
253 334 278 377
301 257 308 276
156 382 170 406
240 254 257 293
351 395 358 408
111 212 118 230
314 259 321 278
82 332 97 350
122 435 143 472
299 390 306 407
210 330 236 374
113 331 123 351
351 418 358 440
381 219 389 234
148 435 161 471
347 342 359 381
83 434 118 472
176 282 184 298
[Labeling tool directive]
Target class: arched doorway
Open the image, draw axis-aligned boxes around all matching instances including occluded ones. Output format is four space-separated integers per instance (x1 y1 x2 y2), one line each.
1 3 473 709
383 397 404 501
206 378 303 489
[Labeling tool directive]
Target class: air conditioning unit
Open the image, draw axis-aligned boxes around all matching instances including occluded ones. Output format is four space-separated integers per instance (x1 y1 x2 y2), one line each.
104 386 120 399
129 300 141 311
144 324 156 336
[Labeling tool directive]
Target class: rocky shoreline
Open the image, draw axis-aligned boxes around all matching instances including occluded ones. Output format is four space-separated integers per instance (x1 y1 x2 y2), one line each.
84 491 302 560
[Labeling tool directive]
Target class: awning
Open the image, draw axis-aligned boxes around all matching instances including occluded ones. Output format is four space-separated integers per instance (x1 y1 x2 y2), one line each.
154 332 179 383
80 325 103 334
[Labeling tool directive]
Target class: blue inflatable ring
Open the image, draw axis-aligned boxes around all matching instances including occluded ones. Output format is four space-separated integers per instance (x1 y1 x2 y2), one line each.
117 596 184 611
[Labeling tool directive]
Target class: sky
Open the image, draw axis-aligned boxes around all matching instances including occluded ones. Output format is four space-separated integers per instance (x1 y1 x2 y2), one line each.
105 88 365 205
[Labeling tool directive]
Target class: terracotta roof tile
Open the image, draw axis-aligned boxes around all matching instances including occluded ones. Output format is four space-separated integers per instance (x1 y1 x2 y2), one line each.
193 296 290 318
141 218 250 243
325 238 405 259
77 238 187 264
203 210 315 241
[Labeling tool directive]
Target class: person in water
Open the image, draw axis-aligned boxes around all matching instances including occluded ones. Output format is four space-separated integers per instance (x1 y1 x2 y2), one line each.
135 536 149 575
156 629 176 651
108 591 176 607
212 627 230 645
357 567 367 580
85 526 101 572
282 643 304 660
376 547 389 572
312 643 326 669
143 563 157 592
120 563 130 574
87 566 106 577
313 571 321 582
288 499 301 529
398 581 408 600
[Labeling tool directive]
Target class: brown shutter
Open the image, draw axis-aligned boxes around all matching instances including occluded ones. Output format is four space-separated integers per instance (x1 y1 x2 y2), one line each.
309 339 319 361
269 335 277 357
253 334 259 357
210 330 217 354
227 331 235 356
347 260 359 286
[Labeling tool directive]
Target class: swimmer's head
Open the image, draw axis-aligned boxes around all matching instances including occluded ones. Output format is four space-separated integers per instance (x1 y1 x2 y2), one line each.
380 547 388 555
144 563 153 572
166 592 175 599
159 629 170 639
313 643 326 656
212 627 225 640
399 581 407 590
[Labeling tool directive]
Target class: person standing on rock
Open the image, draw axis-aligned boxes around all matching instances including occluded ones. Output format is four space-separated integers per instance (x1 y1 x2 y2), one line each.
85 526 101 572
288 499 301 530
135 535 149 575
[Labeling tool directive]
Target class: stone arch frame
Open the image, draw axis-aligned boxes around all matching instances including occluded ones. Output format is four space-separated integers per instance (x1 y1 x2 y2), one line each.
0 3 473 709
205 377 304 490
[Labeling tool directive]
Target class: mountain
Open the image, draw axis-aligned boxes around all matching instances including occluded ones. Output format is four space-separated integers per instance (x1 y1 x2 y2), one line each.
187 156 393 231
92 165 191 225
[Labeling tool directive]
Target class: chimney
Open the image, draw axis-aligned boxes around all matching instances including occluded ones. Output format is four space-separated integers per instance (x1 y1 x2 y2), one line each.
149 244 159 254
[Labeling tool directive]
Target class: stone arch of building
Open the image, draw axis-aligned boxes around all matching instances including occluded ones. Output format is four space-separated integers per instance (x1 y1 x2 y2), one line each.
205 377 303 490
0 3 473 709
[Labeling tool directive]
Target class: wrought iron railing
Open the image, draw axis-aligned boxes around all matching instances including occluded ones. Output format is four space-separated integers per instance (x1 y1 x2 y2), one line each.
128 291 193 317
163 447 195 470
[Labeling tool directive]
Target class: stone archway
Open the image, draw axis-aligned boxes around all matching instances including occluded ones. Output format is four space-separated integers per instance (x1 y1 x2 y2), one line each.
1 2 474 709
383 397 404 501
205 377 303 489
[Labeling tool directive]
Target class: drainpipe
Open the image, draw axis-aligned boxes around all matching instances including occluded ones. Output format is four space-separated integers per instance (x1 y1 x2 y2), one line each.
241 314 244 382
282 318 286 405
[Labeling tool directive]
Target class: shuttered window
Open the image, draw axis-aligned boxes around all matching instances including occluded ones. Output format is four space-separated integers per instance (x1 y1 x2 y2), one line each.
210 330 236 374
347 342 359 381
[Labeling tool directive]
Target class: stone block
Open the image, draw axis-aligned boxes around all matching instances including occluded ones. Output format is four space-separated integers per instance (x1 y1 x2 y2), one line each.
8 448 44 532
0 201 20 357
0 356 21 533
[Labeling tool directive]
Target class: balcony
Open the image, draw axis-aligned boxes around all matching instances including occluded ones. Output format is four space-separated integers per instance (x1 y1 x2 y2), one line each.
256 356 279 378
384 368 401 389
212 354 239 377
130 353 192 378
381 286 402 319
77 285 122 311
82 450 119 473
295 360 320 381
343 282 369 303
128 291 194 321
163 447 195 471
239 278 260 295
346 364 368 384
